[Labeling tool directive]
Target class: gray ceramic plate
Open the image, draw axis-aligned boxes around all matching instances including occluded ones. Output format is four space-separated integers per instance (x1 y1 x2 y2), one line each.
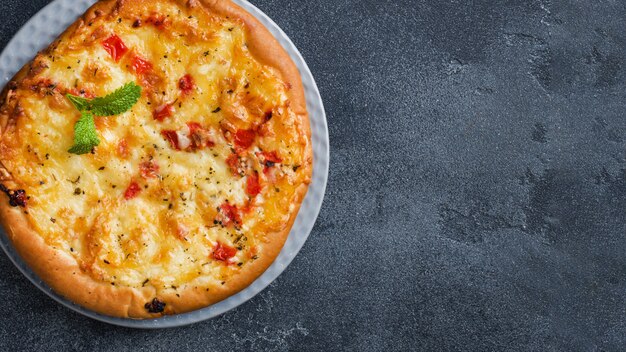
0 0 328 328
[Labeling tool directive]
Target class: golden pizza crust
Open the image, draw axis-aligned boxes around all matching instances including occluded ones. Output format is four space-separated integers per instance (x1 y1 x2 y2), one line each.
0 0 312 318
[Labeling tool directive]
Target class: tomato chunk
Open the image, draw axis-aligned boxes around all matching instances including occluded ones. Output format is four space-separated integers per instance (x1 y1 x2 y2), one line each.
261 151 282 163
234 129 255 150
187 122 202 131
212 242 237 262
187 122 214 149
161 130 180 150
178 74 194 94
226 154 241 176
102 35 128 62
216 202 241 226
153 103 173 121
246 172 261 197
257 151 282 170
124 181 141 199
131 55 153 75
139 161 159 178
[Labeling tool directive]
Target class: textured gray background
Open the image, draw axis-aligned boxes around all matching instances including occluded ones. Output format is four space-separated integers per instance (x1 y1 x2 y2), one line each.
0 0 625 351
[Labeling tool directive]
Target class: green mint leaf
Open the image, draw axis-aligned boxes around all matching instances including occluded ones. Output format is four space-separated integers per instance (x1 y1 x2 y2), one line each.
68 111 99 155
65 82 140 155
66 94 90 111
89 82 142 116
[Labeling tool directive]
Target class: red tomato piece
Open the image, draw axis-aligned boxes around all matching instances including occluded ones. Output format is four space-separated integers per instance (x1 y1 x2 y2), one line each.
139 161 159 178
161 130 180 150
234 129 255 150
178 74 194 94
257 151 282 171
124 181 141 199
226 154 241 176
261 151 282 163
131 55 153 75
212 242 237 262
187 122 214 149
263 164 278 183
153 103 173 121
187 122 202 131
246 172 261 197
217 202 241 226
102 35 128 62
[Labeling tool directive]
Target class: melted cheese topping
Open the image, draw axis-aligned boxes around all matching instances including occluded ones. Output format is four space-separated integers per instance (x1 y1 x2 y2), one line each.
0 1 309 293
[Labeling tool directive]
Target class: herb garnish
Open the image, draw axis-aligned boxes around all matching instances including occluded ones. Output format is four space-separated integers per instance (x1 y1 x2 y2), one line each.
66 82 141 154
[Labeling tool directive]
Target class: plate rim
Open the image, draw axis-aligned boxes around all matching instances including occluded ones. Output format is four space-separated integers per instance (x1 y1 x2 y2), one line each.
0 0 329 328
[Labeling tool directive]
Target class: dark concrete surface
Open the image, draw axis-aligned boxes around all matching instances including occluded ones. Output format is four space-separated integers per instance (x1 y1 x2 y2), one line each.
1 0 625 351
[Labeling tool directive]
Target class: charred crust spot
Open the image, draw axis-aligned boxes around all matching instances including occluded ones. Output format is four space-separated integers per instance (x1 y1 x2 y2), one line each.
10 103 25 121
145 298 166 313
132 19 142 28
0 184 27 207
264 111 273 121
112 0 127 16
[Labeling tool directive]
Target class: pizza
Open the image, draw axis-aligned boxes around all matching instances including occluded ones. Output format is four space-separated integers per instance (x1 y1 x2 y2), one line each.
0 0 311 318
